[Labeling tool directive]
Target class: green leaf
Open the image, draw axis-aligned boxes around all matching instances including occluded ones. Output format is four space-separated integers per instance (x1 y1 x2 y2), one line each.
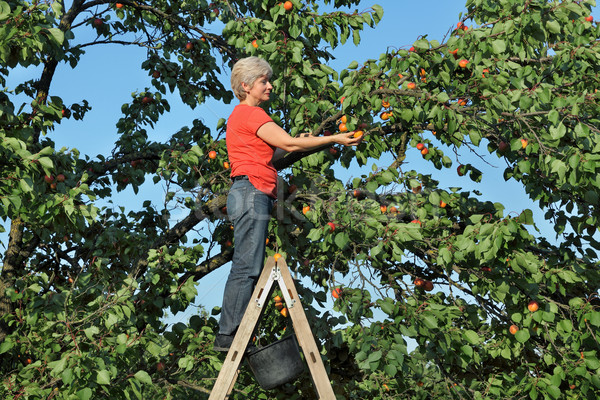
546 385 561 399
422 314 438 329
48 357 67 377
463 330 480 345
515 329 530 343
0 340 13 354
134 370 153 384
367 350 382 363
84 326 99 340
414 38 429 50
38 156 54 170
518 209 534 225
0 1 10 20
334 232 350 249
47 28 65 44
77 388 92 400
491 40 506 54
557 319 572 334
96 369 111 385
548 109 559 125
546 20 561 34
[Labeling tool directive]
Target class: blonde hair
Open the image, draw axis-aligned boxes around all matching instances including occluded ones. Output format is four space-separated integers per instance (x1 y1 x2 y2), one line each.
231 57 273 101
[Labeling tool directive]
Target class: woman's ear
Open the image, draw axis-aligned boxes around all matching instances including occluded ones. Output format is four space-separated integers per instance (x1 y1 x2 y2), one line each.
241 81 251 93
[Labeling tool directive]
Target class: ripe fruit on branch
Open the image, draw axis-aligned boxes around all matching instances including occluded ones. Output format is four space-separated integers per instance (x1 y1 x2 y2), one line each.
115 3 123 8
44 175 54 184
420 147 429 156
275 301 284 310
56 174 65 182
340 115 348 124
152 70 160 78
380 112 390 120
409 46 415 52
457 164 466 176
332 287 342 299
141 96 153 105
416 143 425 150
414 278 424 287
223 161 229 169
157 362 165 372
407 82 416 90
252 39 258 48
353 189 362 198
439 200 447 208
498 141 509 153
458 59 469 68
338 123 348 132
302 205 310 215
521 138 528 149
380 205 387 213
185 41 194 51
481 266 491 272
527 300 539 312
382 100 390 108
509 324 519 335
283 1 293 11
412 184 422 194
280 307 288 317
450 49 459 59
323 130 332 136
328 147 338 156
273 253 282 261
353 130 364 138
482 68 489 78
208 150 217 159
93 18 103 27
423 280 434 291
411 219 422 226
327 222 336 232
585 15 593 22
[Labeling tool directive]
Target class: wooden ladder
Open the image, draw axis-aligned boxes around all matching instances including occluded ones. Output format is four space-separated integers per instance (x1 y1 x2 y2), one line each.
208 256 336 399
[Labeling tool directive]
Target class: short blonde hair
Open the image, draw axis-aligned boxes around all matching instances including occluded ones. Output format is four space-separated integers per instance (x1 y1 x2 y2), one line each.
231 57 273 101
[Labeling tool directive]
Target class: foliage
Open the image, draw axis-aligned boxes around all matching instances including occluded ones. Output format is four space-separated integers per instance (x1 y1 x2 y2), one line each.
1 0 599 398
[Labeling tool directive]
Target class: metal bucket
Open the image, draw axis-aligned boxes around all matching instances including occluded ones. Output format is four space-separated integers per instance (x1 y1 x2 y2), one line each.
247 334 305 390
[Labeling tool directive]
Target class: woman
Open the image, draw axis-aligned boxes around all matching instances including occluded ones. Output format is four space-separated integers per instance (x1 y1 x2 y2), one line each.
213 56 362 352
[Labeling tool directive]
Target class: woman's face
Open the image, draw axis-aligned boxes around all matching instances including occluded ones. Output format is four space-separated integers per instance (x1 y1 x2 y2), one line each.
245 75 272 105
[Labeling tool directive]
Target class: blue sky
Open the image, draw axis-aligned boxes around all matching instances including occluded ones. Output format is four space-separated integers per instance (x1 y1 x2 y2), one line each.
4 1 594 324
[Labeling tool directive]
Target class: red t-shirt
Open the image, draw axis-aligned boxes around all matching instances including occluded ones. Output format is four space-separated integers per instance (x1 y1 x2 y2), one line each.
226 104 277 198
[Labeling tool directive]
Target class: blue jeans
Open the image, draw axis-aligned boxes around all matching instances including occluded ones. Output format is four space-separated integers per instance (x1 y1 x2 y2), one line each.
218 178 275 335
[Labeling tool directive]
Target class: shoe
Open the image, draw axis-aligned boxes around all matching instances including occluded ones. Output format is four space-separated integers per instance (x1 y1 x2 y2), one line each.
213 334 259 355
213 334 234 352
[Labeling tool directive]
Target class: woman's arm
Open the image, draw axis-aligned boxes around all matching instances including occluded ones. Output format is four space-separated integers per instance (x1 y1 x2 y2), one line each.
270 133 315 162
257 122 362 152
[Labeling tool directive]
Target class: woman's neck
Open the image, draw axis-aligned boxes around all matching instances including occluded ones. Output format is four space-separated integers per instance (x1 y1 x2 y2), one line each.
240 98 261 107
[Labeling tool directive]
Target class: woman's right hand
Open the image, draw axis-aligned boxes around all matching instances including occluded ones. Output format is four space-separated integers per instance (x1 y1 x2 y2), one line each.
333 131 364 146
